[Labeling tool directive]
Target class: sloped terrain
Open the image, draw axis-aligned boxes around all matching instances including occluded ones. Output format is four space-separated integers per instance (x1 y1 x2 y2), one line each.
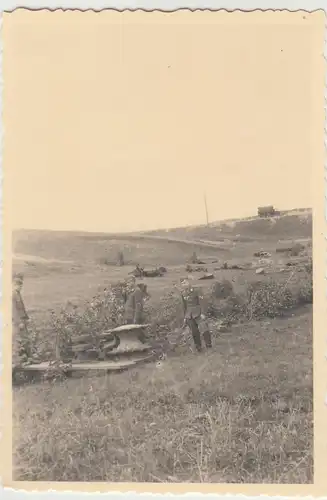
12 208 313 483
145 209 312 242
13 229 232 268
13 209 312 265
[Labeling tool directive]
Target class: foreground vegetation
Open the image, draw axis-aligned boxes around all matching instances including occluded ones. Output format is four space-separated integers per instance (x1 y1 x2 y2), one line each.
12 216 313 483
13 259 313 483
13 306 312 483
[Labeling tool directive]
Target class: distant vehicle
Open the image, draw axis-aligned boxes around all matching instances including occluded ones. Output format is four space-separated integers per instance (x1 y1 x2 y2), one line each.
257 205 278 218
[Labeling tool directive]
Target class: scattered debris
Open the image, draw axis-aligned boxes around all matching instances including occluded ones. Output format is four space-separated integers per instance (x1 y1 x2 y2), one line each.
199 273 214 280
130 265 165 278
143 269 165 277
253 251 272 258
276 246 293 253
190 252 205 265
186 264 208 273
276 242 305 255
232 262 251 271
286 261 297 267
217 262 245 270
258 258 273 267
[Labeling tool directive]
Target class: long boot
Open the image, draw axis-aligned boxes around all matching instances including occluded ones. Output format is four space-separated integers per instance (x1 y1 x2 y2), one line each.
189 319 202 352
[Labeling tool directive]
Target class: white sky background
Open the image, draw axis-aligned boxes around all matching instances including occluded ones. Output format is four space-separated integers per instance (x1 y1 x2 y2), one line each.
5 14 314 233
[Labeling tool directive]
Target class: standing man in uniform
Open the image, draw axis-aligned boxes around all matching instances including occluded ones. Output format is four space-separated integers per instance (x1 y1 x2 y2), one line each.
12 272 31 368
124 280 150 325
178 278 212 352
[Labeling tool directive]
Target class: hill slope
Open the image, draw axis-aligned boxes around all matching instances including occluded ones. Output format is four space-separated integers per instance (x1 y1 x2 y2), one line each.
144 210 312 241
13 209 312 267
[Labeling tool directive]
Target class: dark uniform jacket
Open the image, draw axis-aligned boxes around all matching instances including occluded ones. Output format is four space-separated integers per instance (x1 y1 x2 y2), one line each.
124 287 146 324
12 289 29 367
181 286 206 320
12 290 29 326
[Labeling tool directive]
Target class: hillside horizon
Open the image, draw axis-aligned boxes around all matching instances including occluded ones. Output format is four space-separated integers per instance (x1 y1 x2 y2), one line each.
13 207 312 238
12 207 312 269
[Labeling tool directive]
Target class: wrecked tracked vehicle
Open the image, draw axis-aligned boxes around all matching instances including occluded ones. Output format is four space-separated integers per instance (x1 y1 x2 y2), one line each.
13 324 154 383
129 265 166 278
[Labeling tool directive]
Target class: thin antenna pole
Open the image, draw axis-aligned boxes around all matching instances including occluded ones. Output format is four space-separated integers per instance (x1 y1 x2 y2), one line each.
204 192 209 226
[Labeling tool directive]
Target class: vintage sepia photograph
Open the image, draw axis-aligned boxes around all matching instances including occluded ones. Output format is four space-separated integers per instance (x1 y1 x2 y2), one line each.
2 8 326 489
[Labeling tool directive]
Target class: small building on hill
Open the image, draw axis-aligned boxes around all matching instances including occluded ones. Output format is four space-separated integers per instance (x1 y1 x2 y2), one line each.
257 205 276 218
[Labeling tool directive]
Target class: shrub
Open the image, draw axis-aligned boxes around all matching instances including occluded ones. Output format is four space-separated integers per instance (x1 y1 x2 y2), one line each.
297 281 313 304
208 271 313 324
245 279 295 320
207 294 246 323
304 256 313 274
146 291 184 340
29 260 314 363
34 278 136 361
297 258 313 304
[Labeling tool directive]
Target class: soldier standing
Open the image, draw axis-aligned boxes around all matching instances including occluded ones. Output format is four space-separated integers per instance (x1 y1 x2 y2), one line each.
12 272 31 368
178 278 212 352
124 281 150 325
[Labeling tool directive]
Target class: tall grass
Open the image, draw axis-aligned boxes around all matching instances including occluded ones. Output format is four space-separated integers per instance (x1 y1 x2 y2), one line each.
13 308 313 482
13 260 313 483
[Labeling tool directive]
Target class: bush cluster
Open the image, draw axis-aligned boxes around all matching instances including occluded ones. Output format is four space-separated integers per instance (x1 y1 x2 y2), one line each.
297 259 313 304
23 258 313 363
245 279 295 320
25 279 136 363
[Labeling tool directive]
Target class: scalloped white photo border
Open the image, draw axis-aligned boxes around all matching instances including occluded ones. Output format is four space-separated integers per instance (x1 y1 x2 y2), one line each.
0 3 325 500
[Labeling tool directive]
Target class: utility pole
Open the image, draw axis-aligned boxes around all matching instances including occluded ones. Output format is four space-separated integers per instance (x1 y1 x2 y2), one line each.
204 192 209 226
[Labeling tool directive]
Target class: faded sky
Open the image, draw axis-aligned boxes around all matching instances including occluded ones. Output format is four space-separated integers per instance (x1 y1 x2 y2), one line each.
4 11 317 233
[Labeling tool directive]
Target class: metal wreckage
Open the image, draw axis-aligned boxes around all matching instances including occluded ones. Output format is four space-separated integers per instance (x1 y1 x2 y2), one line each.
12 262 227 384
13 323 154 383
12 276 155 384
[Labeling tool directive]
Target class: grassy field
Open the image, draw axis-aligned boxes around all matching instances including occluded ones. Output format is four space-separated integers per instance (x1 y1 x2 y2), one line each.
12 210 313 483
